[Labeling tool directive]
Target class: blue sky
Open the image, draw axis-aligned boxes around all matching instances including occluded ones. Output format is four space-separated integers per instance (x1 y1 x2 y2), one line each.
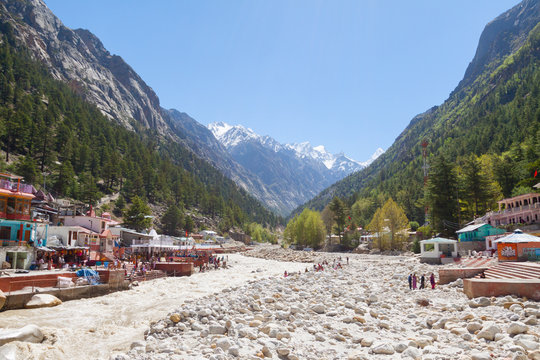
45 0 520 162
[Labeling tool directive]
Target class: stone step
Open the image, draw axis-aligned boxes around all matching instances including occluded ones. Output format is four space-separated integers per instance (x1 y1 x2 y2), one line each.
495 263 540 275
497 263 540 272
480 263 540 280
485 270 533 279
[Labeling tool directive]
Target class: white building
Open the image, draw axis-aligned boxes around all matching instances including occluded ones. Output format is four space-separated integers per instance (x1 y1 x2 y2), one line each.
419 238 458 264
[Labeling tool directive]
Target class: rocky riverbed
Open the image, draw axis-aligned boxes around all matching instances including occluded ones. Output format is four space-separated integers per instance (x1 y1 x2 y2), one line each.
113 253 540 360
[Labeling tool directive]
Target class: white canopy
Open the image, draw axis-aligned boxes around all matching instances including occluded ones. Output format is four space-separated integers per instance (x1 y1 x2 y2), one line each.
492 229 540 244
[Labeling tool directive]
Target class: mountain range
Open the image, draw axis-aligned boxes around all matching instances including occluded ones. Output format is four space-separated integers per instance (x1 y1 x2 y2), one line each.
0 0 380 216
2 0 538 227
208 122 383 214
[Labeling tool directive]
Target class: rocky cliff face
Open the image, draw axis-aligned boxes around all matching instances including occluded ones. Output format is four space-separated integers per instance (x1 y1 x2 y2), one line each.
0 0 168 133
458 0 540 91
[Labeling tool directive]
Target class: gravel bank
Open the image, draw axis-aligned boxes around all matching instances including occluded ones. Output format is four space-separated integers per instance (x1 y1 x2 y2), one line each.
114 254 540 360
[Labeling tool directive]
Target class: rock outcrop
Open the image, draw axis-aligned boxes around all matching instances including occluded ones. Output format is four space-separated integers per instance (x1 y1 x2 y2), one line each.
0 0 168 134
24 294 62 309
0 325 43 346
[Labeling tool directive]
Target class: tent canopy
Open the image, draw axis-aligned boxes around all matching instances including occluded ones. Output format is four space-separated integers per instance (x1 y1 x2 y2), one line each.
493 229 540 244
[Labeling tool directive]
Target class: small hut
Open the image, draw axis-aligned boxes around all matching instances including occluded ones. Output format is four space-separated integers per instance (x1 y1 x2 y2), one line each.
493 229 540 262
419 237 458 264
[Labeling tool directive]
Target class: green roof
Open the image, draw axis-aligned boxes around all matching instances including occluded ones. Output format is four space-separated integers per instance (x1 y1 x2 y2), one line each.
420 237 457 244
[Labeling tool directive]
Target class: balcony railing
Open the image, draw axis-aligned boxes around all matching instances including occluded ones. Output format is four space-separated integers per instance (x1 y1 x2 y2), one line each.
1 239 27 247
494 203 540 216
0 180 34 194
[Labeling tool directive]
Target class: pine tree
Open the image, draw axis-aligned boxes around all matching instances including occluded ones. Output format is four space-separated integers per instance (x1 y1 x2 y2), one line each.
329 197 347 244
461 155 492 219
161 204 183 236
124 196 152 231
426 155 459 237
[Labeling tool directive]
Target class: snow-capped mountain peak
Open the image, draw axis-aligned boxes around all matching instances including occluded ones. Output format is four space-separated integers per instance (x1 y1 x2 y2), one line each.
208 122 384 176
358 147 385 167
208 122 260 148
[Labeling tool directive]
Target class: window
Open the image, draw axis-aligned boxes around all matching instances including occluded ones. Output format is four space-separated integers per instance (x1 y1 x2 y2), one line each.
0 196 6 214
7 198 15 214
0 226 11 240
22 200 30 216
423 243 435 252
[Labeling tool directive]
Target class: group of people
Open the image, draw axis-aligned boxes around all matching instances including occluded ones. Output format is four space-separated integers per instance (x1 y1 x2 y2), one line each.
199 255 228 272
408 273 436 290
284 257 350 277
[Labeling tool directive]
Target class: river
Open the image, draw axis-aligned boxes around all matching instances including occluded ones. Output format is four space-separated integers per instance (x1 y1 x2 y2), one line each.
0 254 306 360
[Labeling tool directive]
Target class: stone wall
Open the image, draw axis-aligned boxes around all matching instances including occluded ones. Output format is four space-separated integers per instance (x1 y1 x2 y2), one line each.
438 267 488 285
463 278 540 301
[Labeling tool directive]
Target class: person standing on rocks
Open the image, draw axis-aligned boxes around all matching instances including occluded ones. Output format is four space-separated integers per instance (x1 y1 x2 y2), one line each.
420 274 425 289
430 273 436 289
412 274 417 290
408 274 412 290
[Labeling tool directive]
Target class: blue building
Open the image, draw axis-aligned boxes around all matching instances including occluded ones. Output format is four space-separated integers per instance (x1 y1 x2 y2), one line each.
0 173 48 269
456 223 505 242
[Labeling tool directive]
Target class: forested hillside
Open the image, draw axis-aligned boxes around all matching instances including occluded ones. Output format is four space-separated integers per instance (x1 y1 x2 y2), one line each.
0 22 280 229
296 3 540 233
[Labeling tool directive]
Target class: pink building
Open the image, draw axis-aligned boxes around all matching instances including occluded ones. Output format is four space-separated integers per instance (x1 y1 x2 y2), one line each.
487 193 540 226
59 208 119 253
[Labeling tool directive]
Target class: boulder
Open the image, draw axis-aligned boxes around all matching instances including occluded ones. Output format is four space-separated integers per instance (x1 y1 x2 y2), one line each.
402 347 422 359
311 304 326 314
277 347 290 356
0 325 43 346
469 297 491 308
470 351 491 360
169 314 181 323
467 322 483 333
208 325 226 335
477 323 501 341
371 342 395 355
393 342 408 353
24 294 62 309
228 346 240 357
216 338 232 351
414 336 432 348
507 322 528 335
360 337 374 347
0 344 17 360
